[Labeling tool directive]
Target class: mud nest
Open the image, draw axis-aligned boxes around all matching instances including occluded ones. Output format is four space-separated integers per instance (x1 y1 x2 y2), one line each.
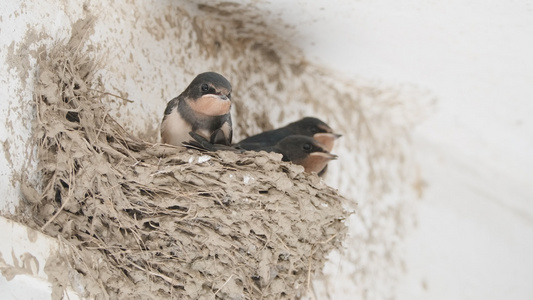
24 37 349 299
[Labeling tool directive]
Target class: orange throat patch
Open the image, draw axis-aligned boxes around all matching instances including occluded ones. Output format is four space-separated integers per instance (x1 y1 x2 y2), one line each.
301 152 337 173
313 133 337 152
188 95 231 117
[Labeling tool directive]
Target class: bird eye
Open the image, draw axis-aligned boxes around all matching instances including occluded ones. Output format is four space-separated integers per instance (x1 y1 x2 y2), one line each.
310 127 318 134
201 84 209 92
302 143 312 151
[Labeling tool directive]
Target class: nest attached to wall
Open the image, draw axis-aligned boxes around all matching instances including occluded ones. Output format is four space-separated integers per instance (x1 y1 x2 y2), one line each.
25 36 349 299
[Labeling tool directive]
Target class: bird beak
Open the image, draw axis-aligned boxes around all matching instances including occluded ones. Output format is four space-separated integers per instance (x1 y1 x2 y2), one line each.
309 151 338 160
218 94 230 101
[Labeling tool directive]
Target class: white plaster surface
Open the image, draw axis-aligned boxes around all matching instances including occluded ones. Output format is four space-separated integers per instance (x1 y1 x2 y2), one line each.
229 1 533 298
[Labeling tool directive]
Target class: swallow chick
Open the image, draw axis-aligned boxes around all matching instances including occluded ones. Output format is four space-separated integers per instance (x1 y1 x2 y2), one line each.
236 117 341 152
183 132 336 174
266 135 338 174
161 72 233 147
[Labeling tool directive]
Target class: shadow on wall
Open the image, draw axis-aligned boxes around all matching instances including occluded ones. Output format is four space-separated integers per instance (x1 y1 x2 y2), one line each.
4 0 434 299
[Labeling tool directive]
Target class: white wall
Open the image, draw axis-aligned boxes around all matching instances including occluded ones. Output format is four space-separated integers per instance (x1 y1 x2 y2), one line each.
254 1 533 299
